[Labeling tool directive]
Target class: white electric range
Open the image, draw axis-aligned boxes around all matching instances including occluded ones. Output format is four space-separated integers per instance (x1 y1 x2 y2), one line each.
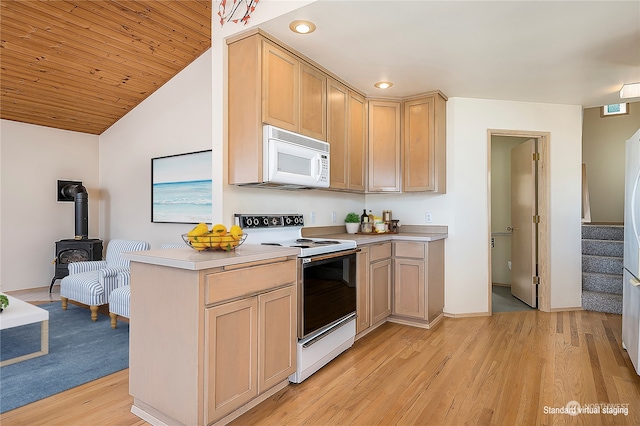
234 213 358 383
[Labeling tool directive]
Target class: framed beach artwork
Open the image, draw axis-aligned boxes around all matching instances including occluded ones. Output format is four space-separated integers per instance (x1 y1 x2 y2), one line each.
151 150 213 224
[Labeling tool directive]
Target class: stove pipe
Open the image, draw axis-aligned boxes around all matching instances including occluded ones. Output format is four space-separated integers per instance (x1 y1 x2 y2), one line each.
62 184 88 239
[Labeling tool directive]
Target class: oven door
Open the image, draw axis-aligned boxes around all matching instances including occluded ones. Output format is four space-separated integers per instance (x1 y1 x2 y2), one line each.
298 249 358 340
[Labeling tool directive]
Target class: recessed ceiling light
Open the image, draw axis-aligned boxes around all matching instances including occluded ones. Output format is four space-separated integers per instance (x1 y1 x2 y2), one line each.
289 20 316 34
374 81 393 89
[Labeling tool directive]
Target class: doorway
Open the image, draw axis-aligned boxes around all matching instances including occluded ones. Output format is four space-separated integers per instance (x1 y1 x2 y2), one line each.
488 130 551 313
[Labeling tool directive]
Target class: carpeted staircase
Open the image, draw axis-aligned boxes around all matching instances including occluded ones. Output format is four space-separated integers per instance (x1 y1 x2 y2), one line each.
582 224 624 314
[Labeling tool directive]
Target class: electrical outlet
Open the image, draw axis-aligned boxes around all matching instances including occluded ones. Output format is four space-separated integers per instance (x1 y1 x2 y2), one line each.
311 211 317 224
425 212 433 223
332 211 337 223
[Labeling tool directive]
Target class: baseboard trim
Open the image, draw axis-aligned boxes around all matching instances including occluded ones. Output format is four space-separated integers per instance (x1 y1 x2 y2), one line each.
444 311 491 318
549 306 584 312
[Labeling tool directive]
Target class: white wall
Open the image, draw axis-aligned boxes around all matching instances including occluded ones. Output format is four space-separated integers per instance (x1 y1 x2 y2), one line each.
582 102 640 223
367 98 584 314
99 49 213 248
0 120 99 292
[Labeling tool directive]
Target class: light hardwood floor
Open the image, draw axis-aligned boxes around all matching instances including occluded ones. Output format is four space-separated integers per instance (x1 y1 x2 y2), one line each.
2 306 639 425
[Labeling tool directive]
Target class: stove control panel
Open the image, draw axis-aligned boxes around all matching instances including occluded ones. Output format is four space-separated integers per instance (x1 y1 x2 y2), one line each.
234 214 304 229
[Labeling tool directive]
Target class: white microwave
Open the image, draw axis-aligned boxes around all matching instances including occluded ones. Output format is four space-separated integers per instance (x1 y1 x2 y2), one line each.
263 125 330 189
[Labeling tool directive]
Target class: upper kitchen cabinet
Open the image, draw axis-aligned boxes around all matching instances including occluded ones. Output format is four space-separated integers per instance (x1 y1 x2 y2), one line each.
227 31 327 185
403 92 447 193
368 100 401 192
328 78 366 192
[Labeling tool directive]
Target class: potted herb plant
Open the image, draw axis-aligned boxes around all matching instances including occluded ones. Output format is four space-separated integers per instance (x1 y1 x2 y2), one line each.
345 212 361 234
0 294 9 313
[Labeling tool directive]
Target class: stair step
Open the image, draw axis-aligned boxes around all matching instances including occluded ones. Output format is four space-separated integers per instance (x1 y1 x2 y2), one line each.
582 254 624 274
582 239 624 257
582 291 622 314
582 272 623 294
581 224 624 241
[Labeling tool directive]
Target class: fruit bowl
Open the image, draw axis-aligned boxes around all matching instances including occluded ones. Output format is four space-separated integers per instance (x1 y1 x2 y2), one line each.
181 233 247 252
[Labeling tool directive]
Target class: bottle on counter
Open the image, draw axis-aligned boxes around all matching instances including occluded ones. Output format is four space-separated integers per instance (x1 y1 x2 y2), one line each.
361 209 368 223
368 210 374 223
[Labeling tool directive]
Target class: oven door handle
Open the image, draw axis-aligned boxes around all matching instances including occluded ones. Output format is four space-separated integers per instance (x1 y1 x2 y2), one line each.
301 248 359 263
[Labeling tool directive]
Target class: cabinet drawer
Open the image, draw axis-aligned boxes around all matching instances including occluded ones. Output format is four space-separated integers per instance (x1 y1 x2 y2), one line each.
394 241 426 259
205 260 297 305
369 242 392 262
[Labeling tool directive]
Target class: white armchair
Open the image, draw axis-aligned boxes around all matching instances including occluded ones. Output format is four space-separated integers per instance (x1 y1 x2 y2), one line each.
108 243 184 328
60 239 150 321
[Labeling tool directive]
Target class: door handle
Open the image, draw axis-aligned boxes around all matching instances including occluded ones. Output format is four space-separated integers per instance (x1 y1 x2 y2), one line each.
630 277 640 287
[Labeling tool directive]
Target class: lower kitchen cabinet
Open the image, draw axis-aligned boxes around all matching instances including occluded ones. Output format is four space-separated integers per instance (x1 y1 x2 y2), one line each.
129 257 297 426
206 298 258 422
369 242 392 325
391 239 445 327
356 246 370 334
356 242 392 337
206 285 296 423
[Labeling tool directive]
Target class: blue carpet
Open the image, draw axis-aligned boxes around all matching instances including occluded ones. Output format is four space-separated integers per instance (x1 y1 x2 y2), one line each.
0 302 129 413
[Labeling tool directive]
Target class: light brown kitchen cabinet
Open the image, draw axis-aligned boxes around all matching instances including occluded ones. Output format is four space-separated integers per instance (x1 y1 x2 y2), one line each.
391 240 445 327
129 257 297 426
403 92 447 193
369 242 393 325
206 297 258 421
355 246 370 334
207 284 296 423
258 286 297 392
262 39 299 133
368 100 401 192
300 63 327 141
228 32 327 185
328 78 367 191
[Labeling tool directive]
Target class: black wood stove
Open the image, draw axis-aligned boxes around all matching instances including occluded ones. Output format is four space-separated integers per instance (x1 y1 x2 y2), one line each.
50 181 103 292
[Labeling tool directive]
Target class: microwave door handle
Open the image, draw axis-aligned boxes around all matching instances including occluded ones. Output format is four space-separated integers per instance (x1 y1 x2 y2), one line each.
315 157 322 182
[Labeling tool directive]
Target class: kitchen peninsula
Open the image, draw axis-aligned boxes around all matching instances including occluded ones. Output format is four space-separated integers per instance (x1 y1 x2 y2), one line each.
123 226 446 425
123 244 300 426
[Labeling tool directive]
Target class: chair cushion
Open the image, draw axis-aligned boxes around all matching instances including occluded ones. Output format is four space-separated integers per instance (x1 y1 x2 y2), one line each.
60 271 105 306
109 286 130 318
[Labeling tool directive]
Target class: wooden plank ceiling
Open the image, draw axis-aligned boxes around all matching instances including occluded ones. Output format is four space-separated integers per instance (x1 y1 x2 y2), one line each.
0 0 212 135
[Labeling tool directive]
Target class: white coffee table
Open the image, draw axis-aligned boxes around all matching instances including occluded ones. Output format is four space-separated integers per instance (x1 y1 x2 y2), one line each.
0 295 49 367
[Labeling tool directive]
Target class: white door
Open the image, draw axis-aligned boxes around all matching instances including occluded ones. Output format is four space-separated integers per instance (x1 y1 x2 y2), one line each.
510 139 537 307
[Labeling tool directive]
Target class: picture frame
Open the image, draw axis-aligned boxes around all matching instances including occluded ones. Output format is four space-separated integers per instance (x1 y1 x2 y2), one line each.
151 150 213 224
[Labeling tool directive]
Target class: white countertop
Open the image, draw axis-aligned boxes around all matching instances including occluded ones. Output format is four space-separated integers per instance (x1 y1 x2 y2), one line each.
123 244 300 271
306 231 448 245
123 230 446 271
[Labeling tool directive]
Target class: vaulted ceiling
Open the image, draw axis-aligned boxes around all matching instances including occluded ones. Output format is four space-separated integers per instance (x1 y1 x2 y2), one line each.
0 0 211 135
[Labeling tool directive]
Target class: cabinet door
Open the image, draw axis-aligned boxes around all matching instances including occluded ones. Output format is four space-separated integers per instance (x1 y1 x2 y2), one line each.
403 96 435 191
348 91 367 191
394 258 426 319
403 94 447 193
262 39 299 132
368 100 401 192
356 246 371 334
370 259 392 324
300 63 327 141
206 298 258 423
328 78 349 189
259 286 297 392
